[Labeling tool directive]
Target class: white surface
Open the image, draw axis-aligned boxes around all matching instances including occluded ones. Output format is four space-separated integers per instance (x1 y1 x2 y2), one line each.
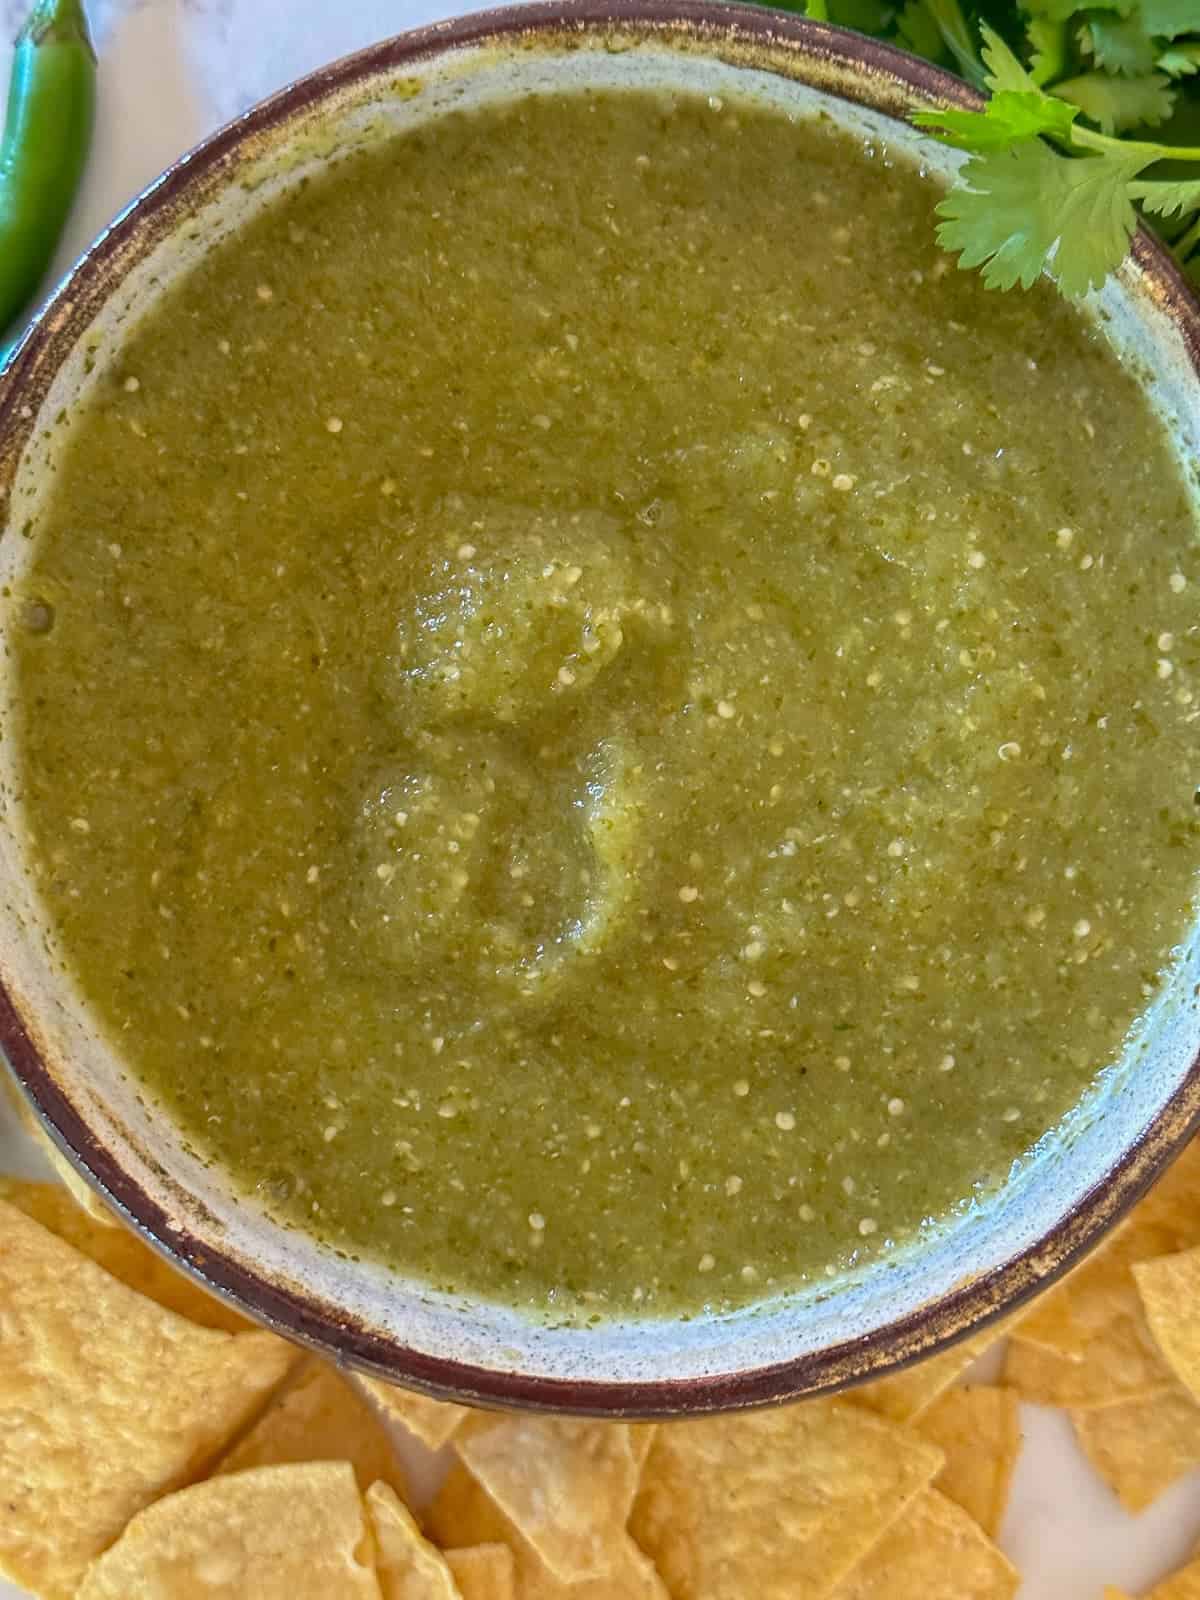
2 0 1200 1594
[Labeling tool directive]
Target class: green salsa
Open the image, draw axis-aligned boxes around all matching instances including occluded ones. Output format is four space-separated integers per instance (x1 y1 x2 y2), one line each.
11 87 1200 1319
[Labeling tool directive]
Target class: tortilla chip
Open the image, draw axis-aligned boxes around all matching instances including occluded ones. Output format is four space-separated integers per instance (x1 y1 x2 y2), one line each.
0 1058 34 1126
1013 1289 1080 1360
356 1374 471 1451
1105 1591 1137 1599
76 1461 381 1598
831 1487 1019 1599
1135 1248 1200 1403
0 1176 251 1333
850 1312 1021 1425
39 1141 119 1226
445 1544 517 1600
367 1481 460 1599
1136 1139 1200 1236
457 1417 641 1581
1010 1144 1200 1396
629 1423 658 1474
429 1461 667 1600
1 1072 118 1225
917 1385 1021 1537
628 1399 944 1600
1153 1560 1200 1600
850 1344 981 1426
428 1461 504 1548
0 1199 298 1599
1004 1331 1169 1410
217 1358 410 1499
1018 1282 1170 1400
1071 1386 1200 1511
451 1412 505 1447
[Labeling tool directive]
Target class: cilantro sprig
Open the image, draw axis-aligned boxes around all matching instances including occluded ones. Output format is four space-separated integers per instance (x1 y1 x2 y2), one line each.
756 0 1200 296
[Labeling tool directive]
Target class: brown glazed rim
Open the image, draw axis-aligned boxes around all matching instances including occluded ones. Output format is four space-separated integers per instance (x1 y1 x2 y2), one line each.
2 0 1200 1419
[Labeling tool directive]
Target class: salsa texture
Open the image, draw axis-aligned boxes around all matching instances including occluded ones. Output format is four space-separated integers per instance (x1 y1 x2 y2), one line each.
11 88 1200 1319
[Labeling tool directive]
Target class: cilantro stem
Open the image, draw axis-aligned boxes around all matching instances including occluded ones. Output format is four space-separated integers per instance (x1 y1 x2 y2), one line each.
1172 214 1200 264
1070 126 1200 165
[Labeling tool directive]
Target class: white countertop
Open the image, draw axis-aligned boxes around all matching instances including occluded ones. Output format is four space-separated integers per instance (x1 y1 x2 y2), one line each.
2 3 1200 1595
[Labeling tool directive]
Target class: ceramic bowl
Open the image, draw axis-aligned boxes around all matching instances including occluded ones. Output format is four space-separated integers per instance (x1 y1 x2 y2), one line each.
1 0 1199 1417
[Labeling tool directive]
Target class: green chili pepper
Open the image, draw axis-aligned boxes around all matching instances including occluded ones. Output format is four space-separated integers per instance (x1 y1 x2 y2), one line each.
0 0 95 346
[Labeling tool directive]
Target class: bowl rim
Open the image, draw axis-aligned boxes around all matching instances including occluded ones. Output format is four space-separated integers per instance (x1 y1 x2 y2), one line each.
2 0 1200 1418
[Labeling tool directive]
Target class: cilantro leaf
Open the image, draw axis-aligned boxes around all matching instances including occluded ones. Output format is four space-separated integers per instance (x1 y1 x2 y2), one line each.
1056 71 1178 133
1158 44 1200 76
1022 0 1130 21
1027 16 1068 85
914 89 1079 146
979 21 1039 92
1139 0 1200 40
1130 176 1200 217
1085 14 1163 76
933 141 1146 296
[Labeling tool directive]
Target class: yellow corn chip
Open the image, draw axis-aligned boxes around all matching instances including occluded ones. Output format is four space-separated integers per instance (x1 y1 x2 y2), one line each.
457 1417 640 1581
1 1072 118 1227
850 1343 982 1426
0 1176 250 1333
850 1311 1021 1425
367 1480 460 1599
1153 1559 1200 1599
628 1399 944 1600
0 1199 298 1599
36 1141 118 1226
1071 1386 1200 1511
76 1461 381 1598
429 1461 667 1600
917 1385 1021 1537
356 1374 472 1451
1010 1143 1200 1393
1022 1289 1170 1398
451 1412 505 1447
1136 1140 1200 1237
1 1058 35 1128
427 1464 512 1563
1004 1332 1169 1410
445 1544 517 1600
1014 1290 1080 1360
629 1423 658 1474
1135 1248 1200 1403
217 1357 410 1499
1105 1590 1137 1599
831 1487 1019 1600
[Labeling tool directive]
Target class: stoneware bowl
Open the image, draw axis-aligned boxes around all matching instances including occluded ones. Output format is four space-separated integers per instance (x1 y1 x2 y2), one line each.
1 0 1199 1418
